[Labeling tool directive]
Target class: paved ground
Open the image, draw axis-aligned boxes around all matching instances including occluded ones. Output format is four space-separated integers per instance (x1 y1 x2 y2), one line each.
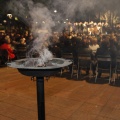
0 67 120 120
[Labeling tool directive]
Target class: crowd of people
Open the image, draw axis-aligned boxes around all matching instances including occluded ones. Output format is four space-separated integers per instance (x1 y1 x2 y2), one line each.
0 30 34 63
49 26 120 80
0 22 120 81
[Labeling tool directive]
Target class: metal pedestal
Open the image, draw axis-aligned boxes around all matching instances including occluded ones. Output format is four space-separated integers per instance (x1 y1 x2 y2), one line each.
36 77 45 120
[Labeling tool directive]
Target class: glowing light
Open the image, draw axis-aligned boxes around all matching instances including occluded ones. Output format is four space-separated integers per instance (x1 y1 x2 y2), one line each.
54 10 57 13
7 14 12 19
15 17 18 21
3 20 7 23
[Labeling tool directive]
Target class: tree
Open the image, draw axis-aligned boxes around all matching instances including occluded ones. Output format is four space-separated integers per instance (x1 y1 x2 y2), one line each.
95 10 119 26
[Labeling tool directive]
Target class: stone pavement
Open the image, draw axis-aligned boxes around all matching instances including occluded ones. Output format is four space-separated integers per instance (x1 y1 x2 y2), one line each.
0 67 120 120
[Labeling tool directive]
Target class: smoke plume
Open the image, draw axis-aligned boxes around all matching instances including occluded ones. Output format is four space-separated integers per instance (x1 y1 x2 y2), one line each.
7 0 113 66
7 0 55 66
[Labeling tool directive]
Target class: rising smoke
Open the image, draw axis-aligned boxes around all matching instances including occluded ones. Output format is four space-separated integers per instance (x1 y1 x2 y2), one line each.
6 0 102 66
52 0 98 17
7 0 55 66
